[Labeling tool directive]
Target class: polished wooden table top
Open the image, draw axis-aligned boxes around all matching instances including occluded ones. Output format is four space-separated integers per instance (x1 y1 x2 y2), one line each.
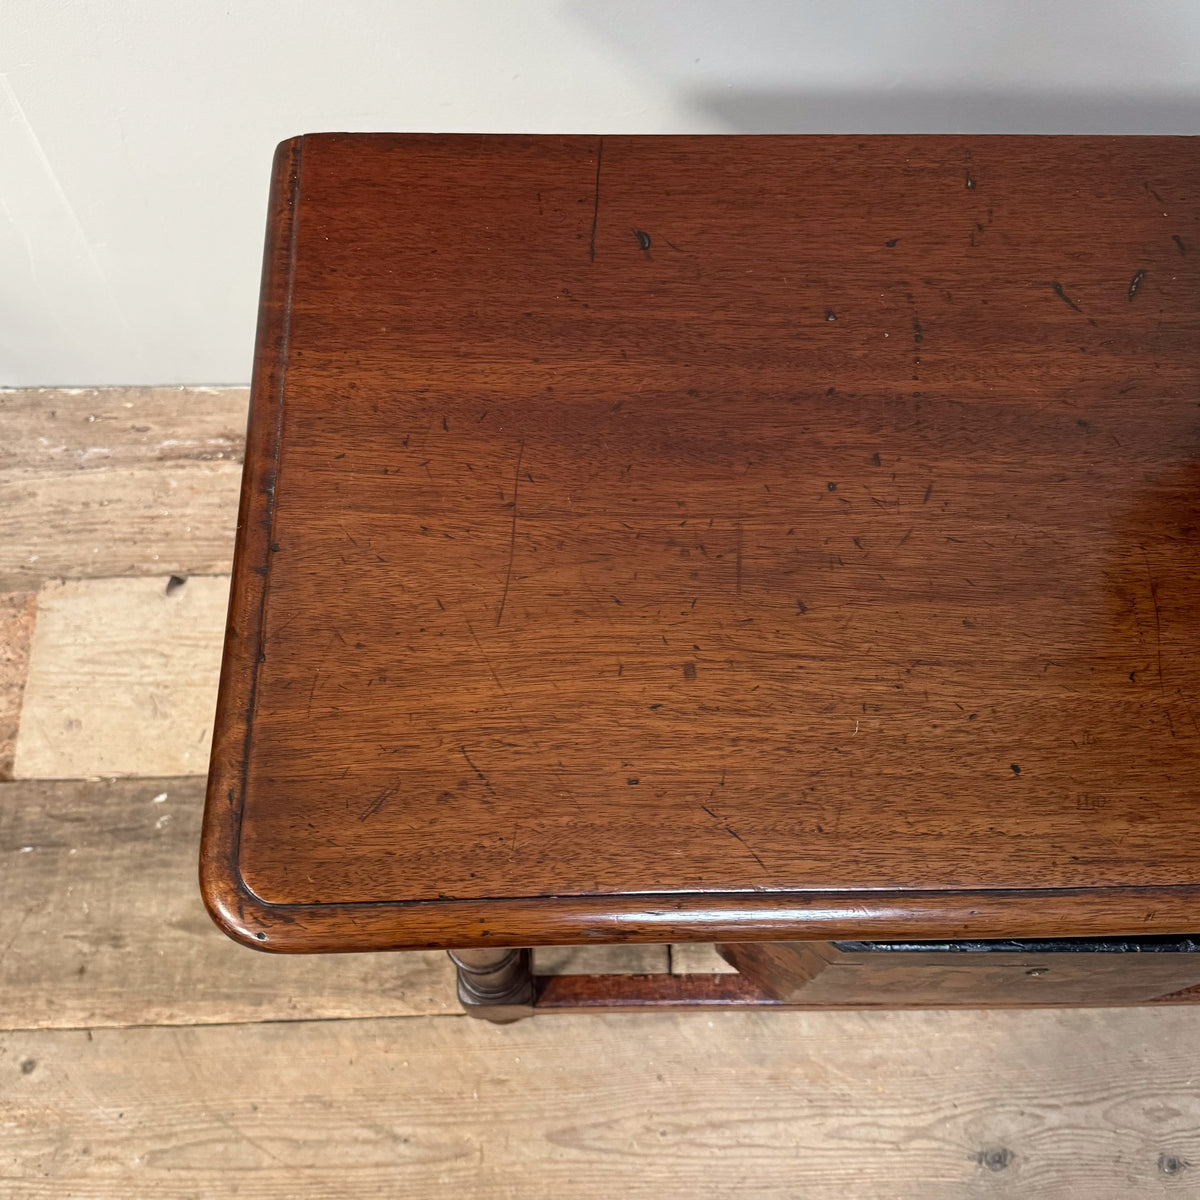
202 133 1200 952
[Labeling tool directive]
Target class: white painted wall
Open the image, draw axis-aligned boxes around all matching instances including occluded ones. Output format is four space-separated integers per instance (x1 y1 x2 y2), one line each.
4 0 1200 386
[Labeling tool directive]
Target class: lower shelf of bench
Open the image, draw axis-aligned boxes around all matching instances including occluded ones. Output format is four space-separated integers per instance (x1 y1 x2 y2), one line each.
450 938 1200 1021
531 972 1200 1014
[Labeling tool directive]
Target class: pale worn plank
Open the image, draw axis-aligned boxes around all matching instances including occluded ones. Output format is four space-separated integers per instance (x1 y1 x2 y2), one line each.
0 777 456 1028
0 387 246 588
3 1009 1199 1198
13 576 228 779
534 944 667 975
0 592 35 780
0 388 247 473
670 943 738 974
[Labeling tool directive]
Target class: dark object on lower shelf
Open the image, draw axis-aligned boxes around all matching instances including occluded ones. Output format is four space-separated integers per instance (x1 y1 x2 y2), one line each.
835 935 1200 954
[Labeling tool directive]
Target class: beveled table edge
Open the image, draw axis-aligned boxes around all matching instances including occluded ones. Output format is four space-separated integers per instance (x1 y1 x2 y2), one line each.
199 855 1200 953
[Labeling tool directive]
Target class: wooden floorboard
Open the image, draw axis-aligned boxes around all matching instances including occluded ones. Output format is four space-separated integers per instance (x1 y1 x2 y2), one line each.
4 1009 1199 1199
670 941 738 974
0 387 246 589
13 576 228 779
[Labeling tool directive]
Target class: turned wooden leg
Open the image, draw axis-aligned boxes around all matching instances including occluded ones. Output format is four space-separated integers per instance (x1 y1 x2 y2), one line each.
448 947 534 1022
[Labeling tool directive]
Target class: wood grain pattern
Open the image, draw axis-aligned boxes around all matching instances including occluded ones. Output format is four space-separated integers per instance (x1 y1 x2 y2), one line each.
14 576 229 779
204 134 1200 951
0 387 247 589
5 1009 1200 1198
0 592 35 780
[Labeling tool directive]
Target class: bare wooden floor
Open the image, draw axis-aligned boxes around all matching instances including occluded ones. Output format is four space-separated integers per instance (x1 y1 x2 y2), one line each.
1 388 1198 1198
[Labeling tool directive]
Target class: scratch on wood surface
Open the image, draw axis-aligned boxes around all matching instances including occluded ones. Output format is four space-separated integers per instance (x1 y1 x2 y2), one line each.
171 1028 288 1166
469 629 587 816
701 801 766 871
1142 549 1166 697
1052 282 1082 313
358 787 397 822
589 138 604 261
1 907 34 959
735 521 744 594
495 441 525 626
465 620 531 734
461 745 500 803
723 823 767 871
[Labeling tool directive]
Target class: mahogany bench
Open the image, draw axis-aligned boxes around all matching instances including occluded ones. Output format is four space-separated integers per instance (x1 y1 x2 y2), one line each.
202 133 1200 1020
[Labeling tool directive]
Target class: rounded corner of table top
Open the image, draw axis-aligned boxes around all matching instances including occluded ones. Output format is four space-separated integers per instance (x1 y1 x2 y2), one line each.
197 844 277 954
